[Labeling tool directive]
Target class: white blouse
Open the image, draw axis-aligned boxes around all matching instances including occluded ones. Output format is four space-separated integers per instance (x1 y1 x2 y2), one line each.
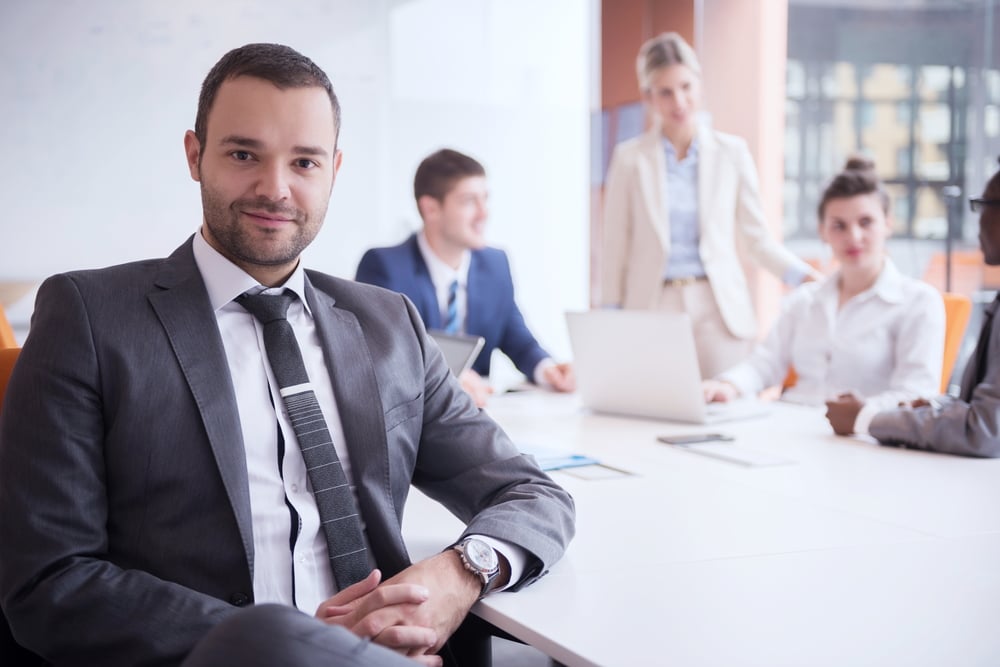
718 259 945 432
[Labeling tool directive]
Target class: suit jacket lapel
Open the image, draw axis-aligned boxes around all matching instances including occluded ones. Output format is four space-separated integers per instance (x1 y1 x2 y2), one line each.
696 122 717 240
304 278 408 574
406 235 442 328
641 128 670 249
961 295 1000 401
147 240 256 574
465 252 487 337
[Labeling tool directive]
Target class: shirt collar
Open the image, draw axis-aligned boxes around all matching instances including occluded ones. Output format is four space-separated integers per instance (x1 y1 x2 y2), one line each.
821 257 906 304
417 231 471 287
662 135 699 160
192 228 311 314
870 257 907 303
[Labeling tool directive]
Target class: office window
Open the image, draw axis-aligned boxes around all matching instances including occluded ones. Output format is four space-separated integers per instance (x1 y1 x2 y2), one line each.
897 148 911 176
786 0 1000 246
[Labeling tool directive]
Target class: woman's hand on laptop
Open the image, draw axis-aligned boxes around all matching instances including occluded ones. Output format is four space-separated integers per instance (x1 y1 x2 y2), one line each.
702 379 740 403
459 369 494 407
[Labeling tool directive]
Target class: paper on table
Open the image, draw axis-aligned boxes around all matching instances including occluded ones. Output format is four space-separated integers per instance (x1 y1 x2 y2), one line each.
673 442 794 467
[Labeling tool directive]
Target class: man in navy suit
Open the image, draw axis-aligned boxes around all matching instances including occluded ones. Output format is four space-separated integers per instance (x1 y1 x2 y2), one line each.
356 149 574 405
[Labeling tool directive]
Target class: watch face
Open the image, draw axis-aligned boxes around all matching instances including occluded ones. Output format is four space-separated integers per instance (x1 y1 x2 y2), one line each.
466 539 499 571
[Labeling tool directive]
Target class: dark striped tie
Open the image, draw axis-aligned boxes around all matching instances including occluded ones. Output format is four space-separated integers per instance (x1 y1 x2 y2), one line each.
443 279 460 334
237 291 371 589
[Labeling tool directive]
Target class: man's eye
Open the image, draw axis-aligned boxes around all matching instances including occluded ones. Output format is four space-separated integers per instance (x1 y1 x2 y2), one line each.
232 151 252 161
295 159 317 169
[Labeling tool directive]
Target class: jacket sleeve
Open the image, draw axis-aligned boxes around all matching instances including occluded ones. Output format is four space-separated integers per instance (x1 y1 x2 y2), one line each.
355 248 392 288
0 275 239 666
398 296 575 586
493 252 551 380
869 310 1000 458
730 138 819 283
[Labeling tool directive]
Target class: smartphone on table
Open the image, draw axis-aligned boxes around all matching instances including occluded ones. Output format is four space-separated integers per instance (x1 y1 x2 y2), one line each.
657 433 734 446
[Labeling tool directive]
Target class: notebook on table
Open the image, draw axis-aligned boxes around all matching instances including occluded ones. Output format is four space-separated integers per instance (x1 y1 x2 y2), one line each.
564 310 768 424
428 331 486 376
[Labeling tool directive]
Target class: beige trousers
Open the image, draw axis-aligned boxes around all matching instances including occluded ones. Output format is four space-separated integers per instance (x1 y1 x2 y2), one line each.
656 279 753 379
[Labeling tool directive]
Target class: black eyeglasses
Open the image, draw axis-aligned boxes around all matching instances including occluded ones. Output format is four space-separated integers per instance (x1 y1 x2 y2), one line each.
970 198 1000 214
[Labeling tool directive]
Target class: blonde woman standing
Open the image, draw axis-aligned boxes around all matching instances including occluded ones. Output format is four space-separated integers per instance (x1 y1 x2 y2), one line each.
601 32 819 378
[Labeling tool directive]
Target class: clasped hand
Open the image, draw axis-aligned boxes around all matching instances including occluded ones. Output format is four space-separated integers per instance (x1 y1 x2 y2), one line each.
314 551 480 666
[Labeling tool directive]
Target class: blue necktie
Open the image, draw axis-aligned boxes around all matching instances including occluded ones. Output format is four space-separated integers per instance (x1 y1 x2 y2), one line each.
443 279 460 334
237 291 371 589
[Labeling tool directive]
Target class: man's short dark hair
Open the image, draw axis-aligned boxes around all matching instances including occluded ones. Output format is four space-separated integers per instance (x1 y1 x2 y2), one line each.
413 149 486 203
194 43 340 148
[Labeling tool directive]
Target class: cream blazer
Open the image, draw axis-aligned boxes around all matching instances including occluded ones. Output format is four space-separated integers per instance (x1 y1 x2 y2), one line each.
601 122 815 340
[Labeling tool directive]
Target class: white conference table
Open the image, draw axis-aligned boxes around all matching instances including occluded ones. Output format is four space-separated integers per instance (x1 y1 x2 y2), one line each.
402 390 1000 667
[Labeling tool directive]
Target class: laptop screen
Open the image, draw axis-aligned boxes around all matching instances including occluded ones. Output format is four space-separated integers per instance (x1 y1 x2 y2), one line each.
428 331 486 376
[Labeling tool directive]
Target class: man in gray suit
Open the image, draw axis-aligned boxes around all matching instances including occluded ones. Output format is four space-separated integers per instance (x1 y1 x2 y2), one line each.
825 164 1000 457
0 43 574 667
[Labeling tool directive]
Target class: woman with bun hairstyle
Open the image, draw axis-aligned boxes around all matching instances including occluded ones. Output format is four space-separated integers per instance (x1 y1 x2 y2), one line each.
601 31 821 378
703 156 946 435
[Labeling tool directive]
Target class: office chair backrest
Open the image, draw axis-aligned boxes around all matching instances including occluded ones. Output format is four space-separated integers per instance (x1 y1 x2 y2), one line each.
0 346 19 416
941 292 972 394
0 306 16 349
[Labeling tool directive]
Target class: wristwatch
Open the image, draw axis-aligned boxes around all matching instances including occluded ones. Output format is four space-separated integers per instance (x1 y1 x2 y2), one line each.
452 537 501 598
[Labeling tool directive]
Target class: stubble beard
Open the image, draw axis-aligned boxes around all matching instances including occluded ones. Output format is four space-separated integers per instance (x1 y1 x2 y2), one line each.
200 182 325 269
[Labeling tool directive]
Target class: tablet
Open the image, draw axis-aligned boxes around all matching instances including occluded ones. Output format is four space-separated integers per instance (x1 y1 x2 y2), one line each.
428 331 486 376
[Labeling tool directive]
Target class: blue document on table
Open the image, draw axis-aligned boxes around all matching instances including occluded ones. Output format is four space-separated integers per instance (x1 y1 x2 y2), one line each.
519 444 599 471
532 453 601 471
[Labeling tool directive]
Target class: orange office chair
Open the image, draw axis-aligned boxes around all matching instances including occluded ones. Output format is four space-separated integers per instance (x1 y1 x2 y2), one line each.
0 305 16 349
0 346 19 415
940 292 972 393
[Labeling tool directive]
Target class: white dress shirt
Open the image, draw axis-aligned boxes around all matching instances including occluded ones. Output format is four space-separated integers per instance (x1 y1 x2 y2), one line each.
718 259 945 433
416 231 555 385
193 231 354 614
194 230 524 605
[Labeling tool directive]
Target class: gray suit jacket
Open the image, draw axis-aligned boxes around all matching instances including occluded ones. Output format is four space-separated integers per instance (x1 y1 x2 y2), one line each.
0 238 575 666
869 295 1000 457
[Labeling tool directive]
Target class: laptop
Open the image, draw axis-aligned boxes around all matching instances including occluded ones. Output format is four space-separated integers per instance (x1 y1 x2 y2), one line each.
429 331 486 376
564 310 768 424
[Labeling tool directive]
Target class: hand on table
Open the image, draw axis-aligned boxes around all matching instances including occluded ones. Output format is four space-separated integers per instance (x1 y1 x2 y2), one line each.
702 379 739 403
542 362 576 393
824 392 864 435
458 369 493 407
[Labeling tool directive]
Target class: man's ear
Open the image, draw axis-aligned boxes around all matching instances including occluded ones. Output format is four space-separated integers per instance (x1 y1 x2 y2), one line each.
329 149 343 193
183 130 202 182
417 195 440 223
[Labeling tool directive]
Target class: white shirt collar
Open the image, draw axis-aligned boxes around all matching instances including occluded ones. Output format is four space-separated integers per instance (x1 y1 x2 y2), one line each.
416 230 471 288
192 228 311 314
820 257 907 305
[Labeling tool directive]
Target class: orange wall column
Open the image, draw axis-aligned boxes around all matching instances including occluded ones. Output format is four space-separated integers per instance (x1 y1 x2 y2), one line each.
700 0 790 334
